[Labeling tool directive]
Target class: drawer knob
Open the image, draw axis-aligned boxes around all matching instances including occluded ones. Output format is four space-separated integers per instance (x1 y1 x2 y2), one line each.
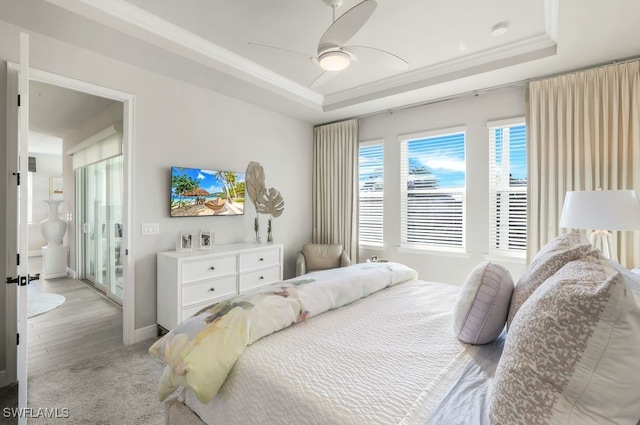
209 288 216 292
259 258 264 261
210 266 215 270
259 276 264 280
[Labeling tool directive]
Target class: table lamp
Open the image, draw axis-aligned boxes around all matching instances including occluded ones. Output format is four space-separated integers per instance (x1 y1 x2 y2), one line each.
559 190 640 261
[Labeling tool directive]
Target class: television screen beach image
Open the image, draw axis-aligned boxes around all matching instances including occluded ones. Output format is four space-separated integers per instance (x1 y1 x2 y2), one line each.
171 167 245 217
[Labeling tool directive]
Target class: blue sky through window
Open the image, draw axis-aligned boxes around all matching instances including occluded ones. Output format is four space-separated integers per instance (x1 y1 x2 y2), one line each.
406 132 465 189
494 124 526 185
360 126 526 189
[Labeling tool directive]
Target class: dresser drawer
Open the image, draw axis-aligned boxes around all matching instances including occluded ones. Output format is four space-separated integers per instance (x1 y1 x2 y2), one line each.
239 248 280 272
182 275 237 307
239 265 281 292
182 254 236 283
181 300 215 322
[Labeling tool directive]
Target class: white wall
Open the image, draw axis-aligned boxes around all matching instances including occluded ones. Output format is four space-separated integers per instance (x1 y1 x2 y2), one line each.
27 152 63 253
359 86 527 285
0 21 313 362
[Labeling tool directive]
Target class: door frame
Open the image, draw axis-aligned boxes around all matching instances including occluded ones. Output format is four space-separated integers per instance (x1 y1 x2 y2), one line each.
7 65 136 346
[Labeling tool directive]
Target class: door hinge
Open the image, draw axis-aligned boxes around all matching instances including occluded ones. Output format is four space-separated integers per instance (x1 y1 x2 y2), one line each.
12 172 20 185
16 253 20 266
125 249 128 255
17 94 20 107
17 333 19 345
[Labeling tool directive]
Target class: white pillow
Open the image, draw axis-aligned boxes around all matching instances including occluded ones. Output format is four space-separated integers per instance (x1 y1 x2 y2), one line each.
452 261 514 345
491 253 640 424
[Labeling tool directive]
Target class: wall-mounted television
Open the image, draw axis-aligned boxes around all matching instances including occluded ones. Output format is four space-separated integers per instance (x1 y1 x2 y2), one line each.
170 166 245 217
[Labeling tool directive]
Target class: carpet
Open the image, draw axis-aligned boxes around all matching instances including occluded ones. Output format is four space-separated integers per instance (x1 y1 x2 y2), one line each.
27 293 65 318
7 338 166 425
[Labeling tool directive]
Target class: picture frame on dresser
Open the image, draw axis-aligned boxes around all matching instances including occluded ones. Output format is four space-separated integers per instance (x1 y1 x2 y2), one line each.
177 231 193 252
198 229 214 250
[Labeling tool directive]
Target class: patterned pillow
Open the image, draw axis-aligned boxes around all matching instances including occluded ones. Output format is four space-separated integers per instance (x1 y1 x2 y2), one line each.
506 229 591 328
452 262 514 345
491 254 640 424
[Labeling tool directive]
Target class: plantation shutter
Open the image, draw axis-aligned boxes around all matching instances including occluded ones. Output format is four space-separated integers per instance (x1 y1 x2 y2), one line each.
358 142 384 246
488 119 527 254
400 129 466 249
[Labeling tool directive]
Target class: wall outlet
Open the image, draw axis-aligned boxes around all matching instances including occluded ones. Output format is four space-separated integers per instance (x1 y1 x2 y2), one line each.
141 223 159 235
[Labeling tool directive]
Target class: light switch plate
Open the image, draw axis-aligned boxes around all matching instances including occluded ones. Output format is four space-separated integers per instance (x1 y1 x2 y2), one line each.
141 222 159 235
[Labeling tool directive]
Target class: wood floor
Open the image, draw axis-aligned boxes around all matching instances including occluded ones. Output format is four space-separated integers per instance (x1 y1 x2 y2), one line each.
27 257 123 375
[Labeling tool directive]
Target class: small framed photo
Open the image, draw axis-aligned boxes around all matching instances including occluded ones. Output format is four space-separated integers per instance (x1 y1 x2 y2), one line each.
176 232 193 252
198 229 214 250
50 176 63 200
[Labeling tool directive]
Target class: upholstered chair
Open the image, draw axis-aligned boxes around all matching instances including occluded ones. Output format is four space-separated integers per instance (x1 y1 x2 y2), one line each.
295 243 352 276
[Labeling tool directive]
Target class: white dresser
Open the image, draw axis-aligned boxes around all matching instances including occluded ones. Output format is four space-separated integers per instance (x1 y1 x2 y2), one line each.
156 242 283 334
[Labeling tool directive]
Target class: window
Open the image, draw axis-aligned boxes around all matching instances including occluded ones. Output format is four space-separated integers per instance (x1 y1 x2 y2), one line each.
400 128 466 250
358 142 384 246
488 119 527 254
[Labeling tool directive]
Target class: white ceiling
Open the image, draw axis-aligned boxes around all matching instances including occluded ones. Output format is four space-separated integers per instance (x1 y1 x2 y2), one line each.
5 0 640 124
29 80 118 155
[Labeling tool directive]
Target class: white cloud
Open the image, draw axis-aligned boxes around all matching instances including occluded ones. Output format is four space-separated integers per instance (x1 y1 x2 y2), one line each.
416 154 465 172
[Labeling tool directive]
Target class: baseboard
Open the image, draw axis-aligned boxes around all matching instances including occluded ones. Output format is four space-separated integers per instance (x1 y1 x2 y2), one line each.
133 324 157 343
66 267 77 279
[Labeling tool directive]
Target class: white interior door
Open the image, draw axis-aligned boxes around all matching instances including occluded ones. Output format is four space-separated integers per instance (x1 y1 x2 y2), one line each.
5 32 31 424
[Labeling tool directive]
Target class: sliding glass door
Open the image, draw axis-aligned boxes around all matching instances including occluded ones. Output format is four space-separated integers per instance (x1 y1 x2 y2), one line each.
79 155 123 303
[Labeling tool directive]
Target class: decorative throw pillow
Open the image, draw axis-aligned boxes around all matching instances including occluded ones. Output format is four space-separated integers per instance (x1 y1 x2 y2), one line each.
452 261 514 345
491 254 640 425
506 229 591 328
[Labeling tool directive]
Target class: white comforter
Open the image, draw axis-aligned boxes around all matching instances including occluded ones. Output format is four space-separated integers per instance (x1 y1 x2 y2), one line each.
183 279 477 425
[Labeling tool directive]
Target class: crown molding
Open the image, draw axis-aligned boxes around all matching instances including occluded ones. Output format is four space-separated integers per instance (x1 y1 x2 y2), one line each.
322 33 557 111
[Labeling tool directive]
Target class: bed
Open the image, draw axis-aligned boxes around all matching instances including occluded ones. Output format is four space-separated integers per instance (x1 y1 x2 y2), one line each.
151 233 640 425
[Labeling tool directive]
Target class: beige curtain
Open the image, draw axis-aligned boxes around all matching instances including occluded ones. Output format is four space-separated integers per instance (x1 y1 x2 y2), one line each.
527 60 640 268
312 119 359 261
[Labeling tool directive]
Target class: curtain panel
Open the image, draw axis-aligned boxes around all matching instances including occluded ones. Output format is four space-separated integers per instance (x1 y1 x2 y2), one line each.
312 119 359 261
526 60 640 268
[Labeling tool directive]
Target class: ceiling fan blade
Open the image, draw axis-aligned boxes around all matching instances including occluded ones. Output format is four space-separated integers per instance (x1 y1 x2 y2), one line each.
344 45 409 70
248 42 314 60
308 71 340 89
318 0 377 54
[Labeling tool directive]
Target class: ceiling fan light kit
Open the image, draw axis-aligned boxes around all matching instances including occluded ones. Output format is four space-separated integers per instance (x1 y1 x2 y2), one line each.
319 50 351 71
248 0 408 87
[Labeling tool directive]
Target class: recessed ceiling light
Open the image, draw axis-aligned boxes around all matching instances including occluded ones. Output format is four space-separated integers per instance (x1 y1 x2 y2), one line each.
491 22 509 37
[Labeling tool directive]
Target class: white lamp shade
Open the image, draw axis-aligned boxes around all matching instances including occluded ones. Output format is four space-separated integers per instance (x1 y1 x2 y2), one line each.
559 190 640 231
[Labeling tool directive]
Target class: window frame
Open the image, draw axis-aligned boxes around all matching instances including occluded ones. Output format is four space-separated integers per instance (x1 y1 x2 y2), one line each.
358 140 385 248
398 126 467 254
487 117 527 259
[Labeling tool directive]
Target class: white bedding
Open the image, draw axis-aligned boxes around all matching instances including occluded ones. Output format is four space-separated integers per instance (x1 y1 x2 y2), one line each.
182 279 477 425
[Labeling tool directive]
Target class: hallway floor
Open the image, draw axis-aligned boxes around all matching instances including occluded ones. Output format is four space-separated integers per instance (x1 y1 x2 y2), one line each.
27 257 123 375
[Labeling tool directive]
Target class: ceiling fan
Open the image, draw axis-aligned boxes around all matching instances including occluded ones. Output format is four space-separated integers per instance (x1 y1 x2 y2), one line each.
248 0 409 88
